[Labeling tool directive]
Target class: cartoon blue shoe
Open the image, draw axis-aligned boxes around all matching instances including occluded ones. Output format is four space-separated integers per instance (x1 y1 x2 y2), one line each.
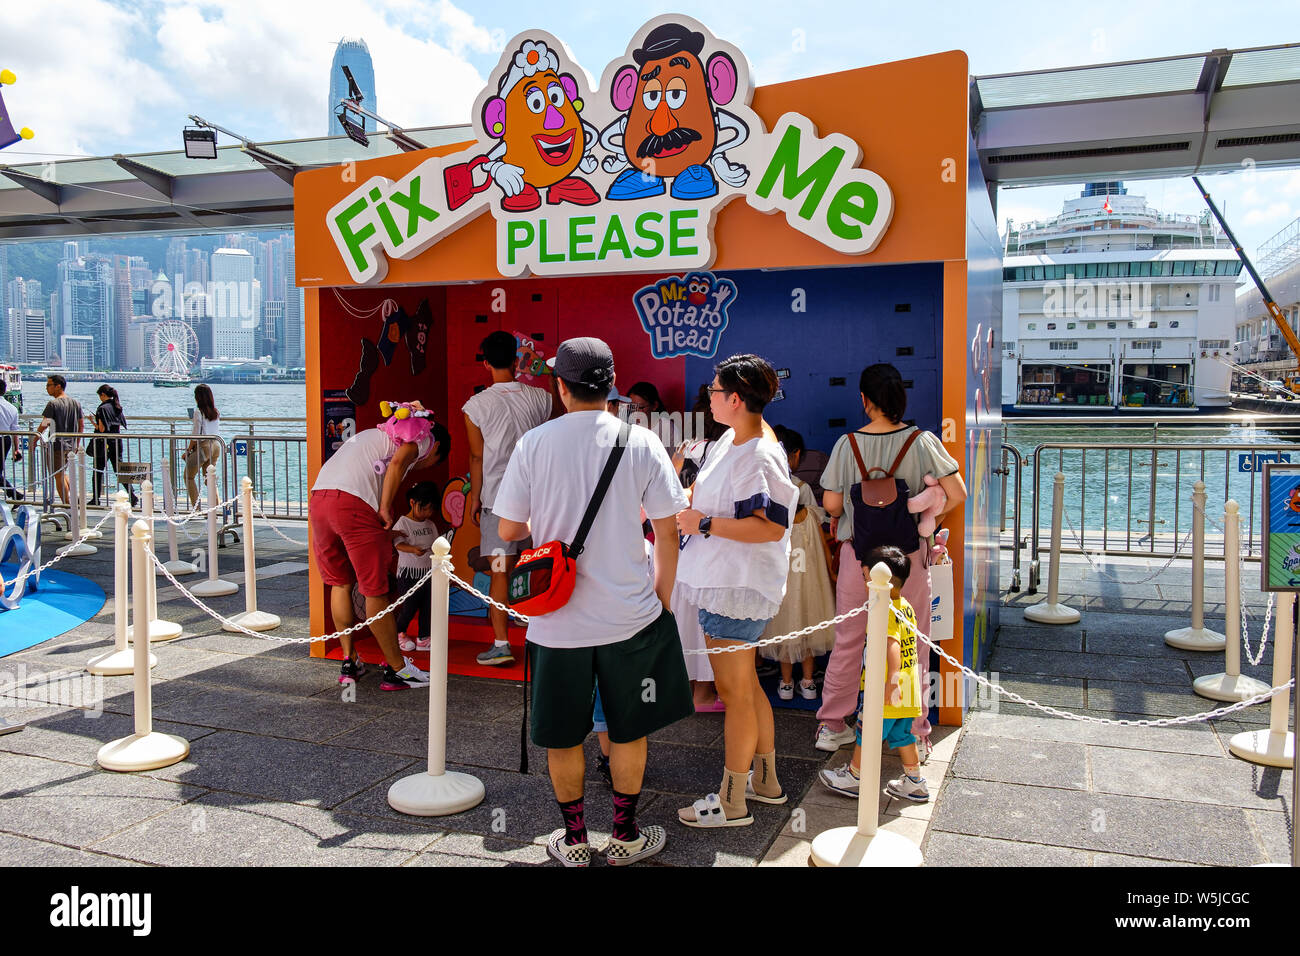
670 165 718 200
606 168 665 200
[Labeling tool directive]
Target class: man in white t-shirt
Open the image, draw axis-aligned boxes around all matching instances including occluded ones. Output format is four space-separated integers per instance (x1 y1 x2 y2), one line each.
493 336 692 868
462 330 554 667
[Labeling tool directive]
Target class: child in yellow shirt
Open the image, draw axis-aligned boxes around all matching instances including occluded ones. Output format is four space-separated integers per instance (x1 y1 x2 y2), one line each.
817 545 927 802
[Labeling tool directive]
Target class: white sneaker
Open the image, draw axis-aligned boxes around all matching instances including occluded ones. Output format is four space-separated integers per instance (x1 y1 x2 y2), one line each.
777 681 795 700
818 764 860 797
798 679 818 700
814 722 857 752
397 657 430 685
886 773 930 802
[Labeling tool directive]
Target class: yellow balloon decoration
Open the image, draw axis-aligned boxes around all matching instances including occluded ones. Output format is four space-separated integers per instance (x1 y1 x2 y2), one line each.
0 69 16 86
20 128 34 140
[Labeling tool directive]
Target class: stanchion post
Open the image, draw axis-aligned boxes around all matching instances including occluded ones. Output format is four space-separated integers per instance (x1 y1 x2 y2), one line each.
161 469 197 576
96 520 189 772
86 492 156 676
223 477 281 632
1229 590 1296 768
1166 481 1226 651
132 479 182 643
388 538 486 816
1023 472 1080 625
1194 501 1267 701
191 464 238 598
74 447 102 539
59 448 96 556
810 562 923 867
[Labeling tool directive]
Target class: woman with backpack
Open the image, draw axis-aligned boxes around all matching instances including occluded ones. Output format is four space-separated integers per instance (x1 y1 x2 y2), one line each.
813 363 966 758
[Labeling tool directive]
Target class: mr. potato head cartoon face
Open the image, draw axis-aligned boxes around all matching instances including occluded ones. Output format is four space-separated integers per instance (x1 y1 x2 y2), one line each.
601 21 751 202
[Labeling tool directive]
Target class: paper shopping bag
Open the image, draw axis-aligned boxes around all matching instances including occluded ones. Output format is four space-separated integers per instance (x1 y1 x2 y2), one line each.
929 560 955 642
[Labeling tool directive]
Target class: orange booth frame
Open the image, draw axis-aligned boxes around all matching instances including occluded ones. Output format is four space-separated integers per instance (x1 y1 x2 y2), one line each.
294 50 1002 725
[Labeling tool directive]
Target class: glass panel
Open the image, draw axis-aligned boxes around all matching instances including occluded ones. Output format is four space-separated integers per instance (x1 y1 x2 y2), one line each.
976 56 1205 108
1108 262 1121 277
1222 47 1300 87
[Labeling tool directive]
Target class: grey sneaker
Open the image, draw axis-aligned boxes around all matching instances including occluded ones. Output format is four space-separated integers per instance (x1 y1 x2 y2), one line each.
818 764 860 797
886 773 930 802
476 643 515 666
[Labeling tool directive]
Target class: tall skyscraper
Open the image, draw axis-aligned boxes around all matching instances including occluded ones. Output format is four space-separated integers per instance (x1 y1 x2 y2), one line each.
186 248 208 288
328 38 376 135
113 255 134 373
166 238 189 289
16 308 47 364
285 237 304 368
0 244 9 358
60 253 115 369
210 248 257 360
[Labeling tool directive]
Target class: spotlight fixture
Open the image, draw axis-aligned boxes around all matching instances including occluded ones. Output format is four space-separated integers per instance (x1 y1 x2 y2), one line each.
335 105 369 147
183 127 217 159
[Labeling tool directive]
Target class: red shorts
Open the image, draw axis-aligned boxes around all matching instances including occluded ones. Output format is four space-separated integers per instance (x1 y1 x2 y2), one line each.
310 489 393 597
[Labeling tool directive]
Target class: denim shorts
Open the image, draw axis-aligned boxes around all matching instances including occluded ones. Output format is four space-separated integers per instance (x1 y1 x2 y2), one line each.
697 609 770 643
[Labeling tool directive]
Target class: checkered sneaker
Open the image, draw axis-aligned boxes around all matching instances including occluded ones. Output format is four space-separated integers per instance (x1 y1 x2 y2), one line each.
546 828 590 867
604 824 666 866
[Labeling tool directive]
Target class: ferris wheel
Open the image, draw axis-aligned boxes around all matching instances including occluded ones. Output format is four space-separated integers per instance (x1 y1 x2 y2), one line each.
150 320 198 379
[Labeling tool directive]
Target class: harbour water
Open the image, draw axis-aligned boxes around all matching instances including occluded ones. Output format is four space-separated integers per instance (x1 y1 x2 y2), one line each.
13 381 309 433
1005 420 1300 553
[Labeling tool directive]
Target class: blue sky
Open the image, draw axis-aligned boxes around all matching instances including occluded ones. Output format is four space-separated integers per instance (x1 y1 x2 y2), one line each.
1 0 1298 259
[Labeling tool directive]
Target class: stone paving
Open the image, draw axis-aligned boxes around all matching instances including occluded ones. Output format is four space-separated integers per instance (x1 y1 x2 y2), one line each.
2 517 1292 866
924 551 1295 866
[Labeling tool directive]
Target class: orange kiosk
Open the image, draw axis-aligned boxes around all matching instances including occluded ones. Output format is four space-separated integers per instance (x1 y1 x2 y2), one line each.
294 15 1001 725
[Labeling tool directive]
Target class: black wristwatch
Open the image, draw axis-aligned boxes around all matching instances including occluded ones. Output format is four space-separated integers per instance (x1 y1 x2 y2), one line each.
698 516 713 537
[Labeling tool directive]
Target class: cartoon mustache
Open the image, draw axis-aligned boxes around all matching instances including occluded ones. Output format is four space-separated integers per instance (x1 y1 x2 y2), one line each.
636 126 702 159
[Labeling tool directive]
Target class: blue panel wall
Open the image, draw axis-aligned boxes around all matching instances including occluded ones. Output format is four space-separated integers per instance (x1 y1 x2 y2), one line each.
683 263 945 459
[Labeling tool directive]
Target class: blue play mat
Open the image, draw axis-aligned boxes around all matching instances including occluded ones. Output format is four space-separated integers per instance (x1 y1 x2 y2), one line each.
0 563 105 657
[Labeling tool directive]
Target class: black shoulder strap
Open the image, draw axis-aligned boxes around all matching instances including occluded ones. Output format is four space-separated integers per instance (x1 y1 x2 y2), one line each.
571 422 631 556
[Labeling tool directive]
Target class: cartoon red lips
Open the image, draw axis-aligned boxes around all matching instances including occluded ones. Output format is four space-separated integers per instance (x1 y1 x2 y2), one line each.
532 130 576 166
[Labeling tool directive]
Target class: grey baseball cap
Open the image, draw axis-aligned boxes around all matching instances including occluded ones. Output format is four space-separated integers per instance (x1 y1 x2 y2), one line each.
547 336 615 387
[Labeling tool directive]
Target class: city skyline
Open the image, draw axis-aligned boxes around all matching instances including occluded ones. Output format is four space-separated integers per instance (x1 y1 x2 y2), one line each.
1 228 304 375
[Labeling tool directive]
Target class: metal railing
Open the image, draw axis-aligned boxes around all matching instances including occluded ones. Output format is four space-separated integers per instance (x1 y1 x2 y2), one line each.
1024 440 1300 592
227 434 308 521
996 443 1023 592
0 430 49 510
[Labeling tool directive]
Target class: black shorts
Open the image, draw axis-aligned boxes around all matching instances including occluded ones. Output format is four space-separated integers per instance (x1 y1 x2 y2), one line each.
528 609 693 749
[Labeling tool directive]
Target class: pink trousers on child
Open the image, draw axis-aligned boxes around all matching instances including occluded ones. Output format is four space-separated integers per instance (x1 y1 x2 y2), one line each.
816 541 932 741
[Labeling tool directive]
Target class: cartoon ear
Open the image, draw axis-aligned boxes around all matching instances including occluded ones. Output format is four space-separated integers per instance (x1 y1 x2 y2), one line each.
561 73 579 102
483 97 506 137
706 52 739 106
611 64 639 111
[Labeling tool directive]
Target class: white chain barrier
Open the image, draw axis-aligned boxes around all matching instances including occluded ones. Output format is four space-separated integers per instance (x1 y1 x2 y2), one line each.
1061 504 1196 586
146 544 434 644
253 495 307 547
896 602 1294 727
0 508 113 588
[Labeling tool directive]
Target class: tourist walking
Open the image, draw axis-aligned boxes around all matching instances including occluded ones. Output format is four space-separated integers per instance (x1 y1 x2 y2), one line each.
492 337 691 866
0 391 22 501
34 374 83 507
183 384 222 505
462 330 553 667
674 354 800 828
814 363 966 756
92 385 134 507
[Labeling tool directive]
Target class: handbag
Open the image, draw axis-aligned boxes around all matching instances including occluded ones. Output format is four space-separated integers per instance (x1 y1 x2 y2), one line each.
508 423 630 616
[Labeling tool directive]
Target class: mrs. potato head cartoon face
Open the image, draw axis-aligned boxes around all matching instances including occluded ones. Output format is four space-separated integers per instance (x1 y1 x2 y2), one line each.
623 50 716 180
497 67 585 189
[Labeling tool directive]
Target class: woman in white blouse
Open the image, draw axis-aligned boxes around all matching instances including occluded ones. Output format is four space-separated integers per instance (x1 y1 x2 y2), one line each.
674 354 800 829
183 384 221 503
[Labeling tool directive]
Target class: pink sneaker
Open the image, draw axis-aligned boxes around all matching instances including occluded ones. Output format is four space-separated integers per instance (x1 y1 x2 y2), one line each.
415 637 431 652
398 636 416 652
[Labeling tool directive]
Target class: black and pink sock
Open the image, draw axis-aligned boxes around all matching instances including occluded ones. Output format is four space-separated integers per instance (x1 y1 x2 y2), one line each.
611 789 640 843
558 797 587 846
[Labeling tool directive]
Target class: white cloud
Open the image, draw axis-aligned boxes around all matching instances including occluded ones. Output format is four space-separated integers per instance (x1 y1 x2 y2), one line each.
0 0 179 159
153 0 488 140
1243 201 1293 227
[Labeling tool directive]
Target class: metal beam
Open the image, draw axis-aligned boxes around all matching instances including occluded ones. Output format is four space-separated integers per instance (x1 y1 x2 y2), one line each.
1195 50 1233 126
242 145 300 186
0 167 62 206
112 154 175 199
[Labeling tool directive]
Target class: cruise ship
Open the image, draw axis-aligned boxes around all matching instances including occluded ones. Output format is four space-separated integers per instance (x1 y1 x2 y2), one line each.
1001 182 1244 415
